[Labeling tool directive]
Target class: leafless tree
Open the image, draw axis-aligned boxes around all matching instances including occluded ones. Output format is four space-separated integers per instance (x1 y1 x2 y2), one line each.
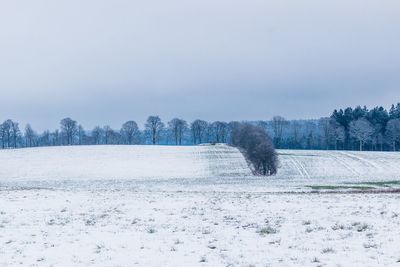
290 121 302 148
145 116 164 145
211 121 228 143
10 121 20 148
1 120 12 148
0 120 19 148
349 118 374 151
272 116 288 148
386 119 400 151
330 120 345 150
231 123 278 175
77 125 85 145
60 118 78 145
227 121 240 144
0 124 5 149
303 121 317 149
121 121 140 145
190 120 208 144
103 126 113 145
39 130 51 146
371 124 384 151
319 117 332 150
168 118 187 145
51 130 60 146
92 126 104 145
24 124 36 147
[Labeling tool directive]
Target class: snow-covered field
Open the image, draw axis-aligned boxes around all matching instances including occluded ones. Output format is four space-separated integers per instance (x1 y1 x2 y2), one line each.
0 144 251 182
276 149 400 184
1 145 400 266
1 145 400 191
1 190 399 266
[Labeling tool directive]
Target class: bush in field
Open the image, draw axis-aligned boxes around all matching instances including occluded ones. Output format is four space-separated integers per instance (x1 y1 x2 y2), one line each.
231 123 278 176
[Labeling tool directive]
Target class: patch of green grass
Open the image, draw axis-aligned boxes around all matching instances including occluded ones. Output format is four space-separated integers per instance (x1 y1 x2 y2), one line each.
321 247 335 254
306 185 375 191
257 226 277 235
147 228 157 234
357 180 400 187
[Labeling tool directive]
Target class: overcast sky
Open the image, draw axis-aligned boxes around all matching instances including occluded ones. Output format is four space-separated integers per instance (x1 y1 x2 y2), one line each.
0 0 399 131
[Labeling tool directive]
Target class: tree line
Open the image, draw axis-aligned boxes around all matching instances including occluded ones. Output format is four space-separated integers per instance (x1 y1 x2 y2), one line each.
258 103 400 151
0 117 279 175
0 116 235 148
1 102 399 151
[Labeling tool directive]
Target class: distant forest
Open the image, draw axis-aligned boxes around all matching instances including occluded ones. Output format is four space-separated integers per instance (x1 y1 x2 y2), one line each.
1 103 400 151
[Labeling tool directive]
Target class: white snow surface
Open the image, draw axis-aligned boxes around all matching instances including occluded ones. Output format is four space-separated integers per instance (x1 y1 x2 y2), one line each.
0 144 251 182
276 149 400 183
1 190 399 267
1 145 400 266
1 145 399 190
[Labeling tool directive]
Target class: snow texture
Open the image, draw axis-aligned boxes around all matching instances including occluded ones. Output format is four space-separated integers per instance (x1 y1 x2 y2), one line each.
0 190 399 266
275 149 400 183
0 144 251 182
1 145 400 266
1 145 399 190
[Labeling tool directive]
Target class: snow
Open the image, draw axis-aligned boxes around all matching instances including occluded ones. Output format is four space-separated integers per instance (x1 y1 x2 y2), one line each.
1 145 399 190
1 190 399 266
0 144 252 182
1 145 400 266
276 149 400 183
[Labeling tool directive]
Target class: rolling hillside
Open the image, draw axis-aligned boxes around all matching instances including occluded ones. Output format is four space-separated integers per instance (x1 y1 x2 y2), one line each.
0 144 252 182
276 150 400 183
0 145 399 189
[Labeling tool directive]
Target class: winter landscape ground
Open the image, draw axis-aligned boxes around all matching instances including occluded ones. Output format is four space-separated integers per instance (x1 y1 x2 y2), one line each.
1 145 400 266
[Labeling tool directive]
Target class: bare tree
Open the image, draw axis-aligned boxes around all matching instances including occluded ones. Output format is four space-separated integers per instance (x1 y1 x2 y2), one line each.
24 124 36 147
103 126 113 145
190 120 208 144
319 117 332 150
386 119 400 151
331 120 345 150
303 121 317 149
51 130 61 146
109 130 122 144
1 120 12 148
145 116 164 145
211 121 228 143
168 118 187 145
39 130 51 146
77 125 85 145
10 121 20 148
121 121 140 145
0 123 5 149
231 123 278 175
91 126 104 145
227 121 240 144
60 118 78 145
290 121 302 148
371 124 383 151
0 120 19 148
349 118 374 151
272 116 288 148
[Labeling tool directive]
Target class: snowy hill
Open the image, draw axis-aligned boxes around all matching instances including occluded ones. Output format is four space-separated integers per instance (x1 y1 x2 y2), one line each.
0 144 252 182
276 149 400 183
1 145 399 188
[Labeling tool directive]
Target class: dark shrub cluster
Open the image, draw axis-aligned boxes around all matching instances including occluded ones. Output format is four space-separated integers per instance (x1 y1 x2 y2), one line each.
231 123 278 176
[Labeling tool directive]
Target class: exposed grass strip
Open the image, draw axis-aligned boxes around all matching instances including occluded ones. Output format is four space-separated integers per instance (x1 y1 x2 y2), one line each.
306 185 375 191
359 180 400 187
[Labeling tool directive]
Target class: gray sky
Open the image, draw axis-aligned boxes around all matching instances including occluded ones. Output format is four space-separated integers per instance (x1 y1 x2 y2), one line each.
1 0 399 131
